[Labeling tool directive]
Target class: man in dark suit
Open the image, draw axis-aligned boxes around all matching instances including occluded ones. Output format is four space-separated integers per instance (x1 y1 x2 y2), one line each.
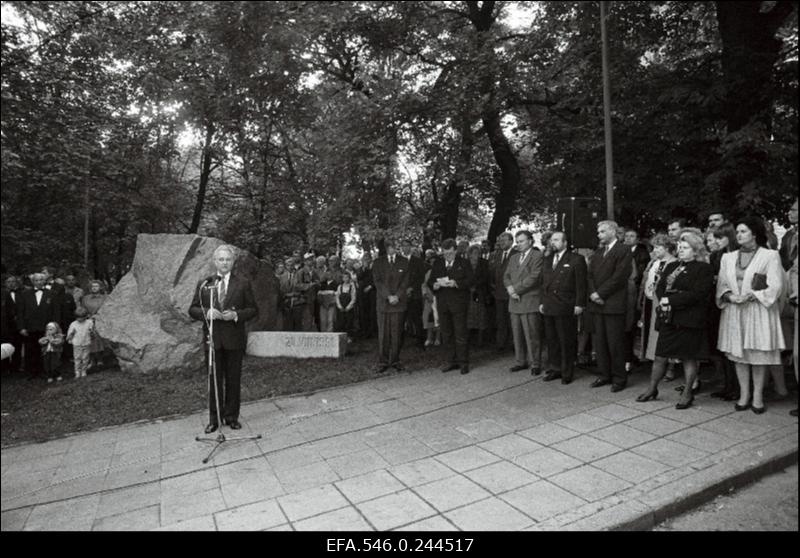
779 198 797 272
372 238 409 373
189 245 258 433
588 221 634 392
400 239 427 349
429 238 474 374
18 272 62 378
540 231 587 384
489 232 516 352
1 276 23 373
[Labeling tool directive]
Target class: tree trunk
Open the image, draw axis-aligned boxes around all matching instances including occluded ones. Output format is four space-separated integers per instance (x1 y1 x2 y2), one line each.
484 108 521 244
189 121 216 234
438 115 475 240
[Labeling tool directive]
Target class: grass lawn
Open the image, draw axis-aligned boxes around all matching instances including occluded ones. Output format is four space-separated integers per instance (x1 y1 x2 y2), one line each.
0 338 504 447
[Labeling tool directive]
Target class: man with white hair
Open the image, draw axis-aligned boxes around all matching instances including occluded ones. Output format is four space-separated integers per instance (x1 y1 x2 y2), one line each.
189 245 258 433
587 220 633 392
18 272 62 379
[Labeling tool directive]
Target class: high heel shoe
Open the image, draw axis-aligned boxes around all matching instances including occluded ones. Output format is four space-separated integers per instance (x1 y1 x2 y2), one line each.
636 389 659 402
751 404 766 415
675 395 694 410
734 401 751 411
691 380 702 394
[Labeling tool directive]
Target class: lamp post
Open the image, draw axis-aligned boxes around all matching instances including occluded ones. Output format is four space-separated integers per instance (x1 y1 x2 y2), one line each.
600 0 615 219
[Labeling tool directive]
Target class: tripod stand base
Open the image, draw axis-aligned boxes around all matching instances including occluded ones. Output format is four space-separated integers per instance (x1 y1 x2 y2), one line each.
195 431 262 463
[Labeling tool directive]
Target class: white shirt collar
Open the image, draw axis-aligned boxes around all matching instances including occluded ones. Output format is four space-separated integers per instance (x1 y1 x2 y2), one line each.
606 239 618 251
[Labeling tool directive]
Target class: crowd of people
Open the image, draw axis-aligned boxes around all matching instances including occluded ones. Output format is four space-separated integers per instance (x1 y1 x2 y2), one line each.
3 201 796 421
274 201 798 416
0 268 110 381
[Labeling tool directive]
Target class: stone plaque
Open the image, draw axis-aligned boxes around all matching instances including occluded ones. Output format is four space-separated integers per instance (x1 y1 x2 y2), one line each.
247 331 347 358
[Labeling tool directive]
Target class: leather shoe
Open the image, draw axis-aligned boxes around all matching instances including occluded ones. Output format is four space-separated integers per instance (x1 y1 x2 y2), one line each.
460 365 470 375
441 364 459 373
530 367 542 376
543 372 562 382
611 384 626 393
204 423 218 434
590 378 611 388
227 419 242 430
561 377 573 385
509 364 528 372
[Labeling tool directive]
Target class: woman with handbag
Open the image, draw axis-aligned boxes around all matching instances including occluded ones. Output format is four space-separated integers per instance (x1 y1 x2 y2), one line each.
636 232 714 409
716 217 786 414
638 234 677 364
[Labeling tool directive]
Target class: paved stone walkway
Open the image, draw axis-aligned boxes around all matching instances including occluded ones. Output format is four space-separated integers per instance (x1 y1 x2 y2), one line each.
1 356 797 531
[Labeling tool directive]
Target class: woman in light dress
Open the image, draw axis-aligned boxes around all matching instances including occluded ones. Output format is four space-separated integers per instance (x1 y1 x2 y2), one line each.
716 217 786 414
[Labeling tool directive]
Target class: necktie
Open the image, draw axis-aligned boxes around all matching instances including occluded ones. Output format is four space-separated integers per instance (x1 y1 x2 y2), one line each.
218 276 227 303
553 253 559 270
604 245 610 257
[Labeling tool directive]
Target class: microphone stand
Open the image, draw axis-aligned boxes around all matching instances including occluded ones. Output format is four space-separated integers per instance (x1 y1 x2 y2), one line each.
195 279 261 463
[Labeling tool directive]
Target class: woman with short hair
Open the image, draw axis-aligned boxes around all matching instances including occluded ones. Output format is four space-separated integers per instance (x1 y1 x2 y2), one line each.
638 234 677 364
636 232 714 409
716 217 786 414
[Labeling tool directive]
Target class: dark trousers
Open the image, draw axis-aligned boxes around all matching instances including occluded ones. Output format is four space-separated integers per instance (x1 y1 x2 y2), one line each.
544 314 578 380
495 299 512 349
378 311 404 365
592 313 627 386
439 303 469 366
23 331 44 376
209 346 243 423
283 304 306 331
336 309 355 336
403 298 425 346
43 351 62 379
359 291 377 337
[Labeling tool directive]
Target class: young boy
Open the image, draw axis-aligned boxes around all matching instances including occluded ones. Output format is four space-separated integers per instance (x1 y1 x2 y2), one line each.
66 307 94 378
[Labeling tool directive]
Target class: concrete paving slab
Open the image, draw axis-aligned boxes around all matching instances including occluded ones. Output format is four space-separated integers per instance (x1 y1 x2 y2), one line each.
500 480 586 522
477 433 544 460
463 460 540 495
294 506 374 531
327 448 391 479
274 460 339 494
445 497 534 531
434 446 501 472
593 451 673 484
335 470 405 504
96 482 161 519
631 438 710 468
552 434 622 462
517 423 581 446
277 484 349 522
388 458 457 488
93 504 160 531
214 499 286 531
589 423 657 450
513 447 583 478
549 465 633 502
624 414 689 437
414 475 491 512
554 412 615 433
394 515 458 531
356 490 436 530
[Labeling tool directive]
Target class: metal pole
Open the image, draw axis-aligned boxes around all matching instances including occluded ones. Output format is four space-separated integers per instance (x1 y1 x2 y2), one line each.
84 184 90 271
600 0 614 219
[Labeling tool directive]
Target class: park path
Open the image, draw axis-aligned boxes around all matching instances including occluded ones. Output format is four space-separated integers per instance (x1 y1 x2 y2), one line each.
1 355 797 531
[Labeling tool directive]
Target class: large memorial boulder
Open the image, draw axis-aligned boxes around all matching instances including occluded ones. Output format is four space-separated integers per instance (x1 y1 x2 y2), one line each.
95 233 279 374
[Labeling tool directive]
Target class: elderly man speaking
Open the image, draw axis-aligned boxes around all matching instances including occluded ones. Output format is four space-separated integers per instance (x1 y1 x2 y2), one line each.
189 245 258 434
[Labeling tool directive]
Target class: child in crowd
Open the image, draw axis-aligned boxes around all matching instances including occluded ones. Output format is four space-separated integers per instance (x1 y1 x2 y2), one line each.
39 322 64 383
67 307 94 378
336 271 358 342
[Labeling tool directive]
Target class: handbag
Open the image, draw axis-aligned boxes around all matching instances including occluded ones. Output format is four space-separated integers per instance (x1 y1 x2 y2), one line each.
654 305 673 331
751 272 768 292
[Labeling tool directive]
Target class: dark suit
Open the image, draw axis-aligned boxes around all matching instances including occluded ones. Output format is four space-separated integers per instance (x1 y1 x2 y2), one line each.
588 241 633 387
403 254 427 347
780 227 797 272
357 266 376 337
541 251 587 381
189 273 258 424
18 288 62 376
428 257 474 366
655 261 714 329
372 255 409 366
489 248 517 349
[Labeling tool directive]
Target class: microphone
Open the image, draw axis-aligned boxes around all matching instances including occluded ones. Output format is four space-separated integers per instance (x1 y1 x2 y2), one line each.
201 275 221 289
